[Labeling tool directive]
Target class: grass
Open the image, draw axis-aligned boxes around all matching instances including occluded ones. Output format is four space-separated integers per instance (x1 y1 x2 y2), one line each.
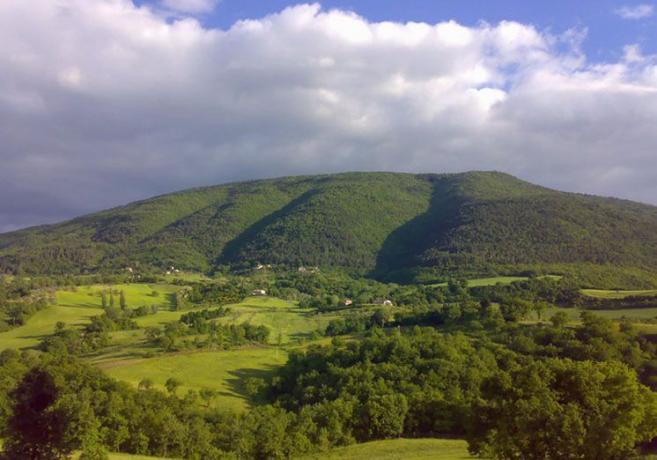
99 296 335 410
107 455 173 460
0 305 101 350
430 276 528 288
541 306 657 321
73 453 175 460
56 284 178 310
581 289 657 299
300 438 474 460
102 347 287 411
0 284 179 350
219 296 336 344
166 272 210 282
431 275 561 288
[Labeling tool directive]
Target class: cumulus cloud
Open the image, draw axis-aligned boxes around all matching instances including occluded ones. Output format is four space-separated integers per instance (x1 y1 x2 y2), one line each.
1 1 657 231
160 0 219 14
615 4 654 19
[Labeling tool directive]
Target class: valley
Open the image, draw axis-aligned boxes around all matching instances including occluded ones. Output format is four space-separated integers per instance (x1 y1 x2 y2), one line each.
2 173 657 459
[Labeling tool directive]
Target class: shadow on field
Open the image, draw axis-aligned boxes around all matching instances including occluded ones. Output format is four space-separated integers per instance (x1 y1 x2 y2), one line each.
224 365 280 405
288 331 316 343
166 293 177 311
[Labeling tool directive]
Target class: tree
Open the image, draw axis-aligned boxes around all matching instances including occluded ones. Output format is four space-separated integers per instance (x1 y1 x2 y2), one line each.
119 291 127 310
371 309 393 328
7 305 24 326
3 368 73 459
138 378 153 391
356 392 408 440
55 321 66 334
550 311 569 328
499 298 532 322
533 300 550 321
100 290 108 308
165 377 181 396
467 359 657 460
199 388 216 407
109 291 115 308
144 326 161 341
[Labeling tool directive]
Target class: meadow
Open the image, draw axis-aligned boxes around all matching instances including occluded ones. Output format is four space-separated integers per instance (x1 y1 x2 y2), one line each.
103 347 287 411
300 438 473 460
0 283 178 350
100 296 338 410
218 296 336 344
0 283 336 412
581 289 657 299
431 275 561 288
535 306 657 325
74 438 474 460
430 276 529 288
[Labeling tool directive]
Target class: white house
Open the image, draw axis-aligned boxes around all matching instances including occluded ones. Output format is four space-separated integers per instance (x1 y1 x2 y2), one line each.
251 289 267 296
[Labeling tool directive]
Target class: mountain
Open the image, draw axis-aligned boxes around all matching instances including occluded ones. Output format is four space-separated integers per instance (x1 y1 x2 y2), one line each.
2 171 657 286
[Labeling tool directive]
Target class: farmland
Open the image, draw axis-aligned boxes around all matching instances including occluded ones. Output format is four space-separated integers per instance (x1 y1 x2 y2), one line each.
103 347 287 411
0 283 335 411
581 289 657 299
0 283 178 350
301 438 473 460
2 270 657 459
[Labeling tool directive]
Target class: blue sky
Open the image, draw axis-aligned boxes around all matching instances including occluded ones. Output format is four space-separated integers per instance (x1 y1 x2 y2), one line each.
140 0 657 60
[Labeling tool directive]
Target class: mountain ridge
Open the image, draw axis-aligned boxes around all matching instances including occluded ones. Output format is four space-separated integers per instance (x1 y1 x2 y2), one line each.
2 171 657 286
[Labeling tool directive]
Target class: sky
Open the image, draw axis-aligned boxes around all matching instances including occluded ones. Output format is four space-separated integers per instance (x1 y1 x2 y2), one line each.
2 1 657 231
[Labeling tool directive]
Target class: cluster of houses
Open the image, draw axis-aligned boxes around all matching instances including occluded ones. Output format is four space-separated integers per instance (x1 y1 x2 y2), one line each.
125 266 142 280
298 266 320 274
164 266 181 275
341 298 393 307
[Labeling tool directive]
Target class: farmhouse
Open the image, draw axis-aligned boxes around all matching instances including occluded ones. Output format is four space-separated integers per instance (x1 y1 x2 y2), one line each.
374 299 394 306
251 289 267 296
343 298 353 306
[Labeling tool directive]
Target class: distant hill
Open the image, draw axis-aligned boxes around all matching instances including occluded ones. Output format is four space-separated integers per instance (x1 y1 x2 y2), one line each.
2 171 657 286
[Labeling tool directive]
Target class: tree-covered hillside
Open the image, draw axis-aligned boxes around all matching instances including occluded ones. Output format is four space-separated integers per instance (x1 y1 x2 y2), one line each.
2 171 657 285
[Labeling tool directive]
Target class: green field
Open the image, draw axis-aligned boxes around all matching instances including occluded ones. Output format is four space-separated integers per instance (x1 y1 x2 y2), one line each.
537 306 657 324
431 275 561 288
56 284 178 310
219 296 335 344
103 347 287 411
107 455 173 460
0 284 178 350
73 453 174 460
0 305 100 350
581 289 657 299
300 438 473 460
431 276 528 288
100 296 336 411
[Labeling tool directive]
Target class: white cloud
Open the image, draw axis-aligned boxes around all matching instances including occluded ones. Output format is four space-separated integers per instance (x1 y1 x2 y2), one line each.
161 0 218 14
2 1 657 230
615 4 654 19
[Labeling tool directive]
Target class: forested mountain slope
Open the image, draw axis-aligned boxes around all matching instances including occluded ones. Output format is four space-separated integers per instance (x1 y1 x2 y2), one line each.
2 171 657 283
